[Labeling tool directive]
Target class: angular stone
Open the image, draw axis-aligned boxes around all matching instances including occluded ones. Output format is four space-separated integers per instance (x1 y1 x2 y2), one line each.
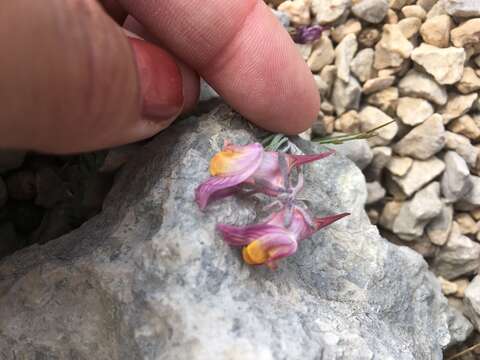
411 44 466 85
444 0 480 17
418 0 437 11
427 0 449 17
389 0 409 10
335 34 358 82
319 65 337 98
366 181 386 204
398 17 422 38
362 76 395 94
379 200 403 230
396 97 434 126
444 131 479 169
331 19 362 43
448 114 480 140
457 175 480 210
439 276 459 296
330 137 373 170
307 35 335 72
402 5 427 19
427 203 454 246
335 110 361 133
0 104 461 358
433 222 480 280
451 19 480 48
366 87 399 115
296 43 313 61
456 67 480 94
351 0 389 23
386 156 413 177
358 27 381 47
277 0 311 25
374 24 414 69
420 15 453 48
393 182 442 240
390 157 445 197
386 8 399 23
464 275 480 332
441 151 473 203
440 93 478 124
351 48 375 82
359 106 398 146
455 213 478 235
398 69 447 105
365 146 392 181
332 75 362 115
312 0 351 24
393 114 445 160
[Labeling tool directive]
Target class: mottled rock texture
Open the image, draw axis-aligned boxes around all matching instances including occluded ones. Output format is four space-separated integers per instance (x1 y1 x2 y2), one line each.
0 106 466 359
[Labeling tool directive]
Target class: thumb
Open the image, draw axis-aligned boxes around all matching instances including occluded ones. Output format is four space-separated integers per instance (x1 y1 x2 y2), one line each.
0 0 199 154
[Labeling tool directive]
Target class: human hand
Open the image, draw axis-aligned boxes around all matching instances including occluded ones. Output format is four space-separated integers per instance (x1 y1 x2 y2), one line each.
0 0 319 153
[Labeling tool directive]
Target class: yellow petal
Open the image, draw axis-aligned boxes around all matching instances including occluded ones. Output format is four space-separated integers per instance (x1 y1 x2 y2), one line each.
242 240 269 265
209 150 240 176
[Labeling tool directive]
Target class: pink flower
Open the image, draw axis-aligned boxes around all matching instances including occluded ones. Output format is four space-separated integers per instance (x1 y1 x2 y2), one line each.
195 141 334 210
218 205 349 269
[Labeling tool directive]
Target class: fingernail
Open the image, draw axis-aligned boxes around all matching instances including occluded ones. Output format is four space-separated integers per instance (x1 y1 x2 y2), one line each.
128 38 184 121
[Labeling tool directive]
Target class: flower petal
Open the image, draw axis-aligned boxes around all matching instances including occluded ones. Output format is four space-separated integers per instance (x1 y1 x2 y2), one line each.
195 175 244 210
314 212 350 231
217 223 283 247
209 143 263 177
241 228 296 266
287 149 335 168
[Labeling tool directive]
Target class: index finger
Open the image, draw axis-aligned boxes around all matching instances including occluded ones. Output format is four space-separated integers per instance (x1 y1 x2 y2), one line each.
117 0 320 134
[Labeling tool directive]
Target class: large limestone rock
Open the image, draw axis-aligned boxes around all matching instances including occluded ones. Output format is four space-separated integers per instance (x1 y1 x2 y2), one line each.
0 106 465 358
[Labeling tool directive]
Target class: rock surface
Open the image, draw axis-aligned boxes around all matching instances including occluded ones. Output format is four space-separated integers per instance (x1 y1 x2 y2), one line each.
398 70 447 106
464 275 480 331
396 97 434 126
0 106 463 359
393 114 445 160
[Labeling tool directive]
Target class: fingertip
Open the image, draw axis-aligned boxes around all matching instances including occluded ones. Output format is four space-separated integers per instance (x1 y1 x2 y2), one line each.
178 62 200 113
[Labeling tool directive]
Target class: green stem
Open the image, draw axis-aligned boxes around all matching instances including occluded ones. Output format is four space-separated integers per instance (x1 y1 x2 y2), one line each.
314 120 396 145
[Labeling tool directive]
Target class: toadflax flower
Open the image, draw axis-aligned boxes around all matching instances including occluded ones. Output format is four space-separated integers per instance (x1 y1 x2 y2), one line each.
218 205 349 269
195 141 334 210
293 25 327 44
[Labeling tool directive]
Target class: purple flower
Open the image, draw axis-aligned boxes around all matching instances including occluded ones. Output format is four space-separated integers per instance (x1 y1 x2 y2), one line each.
218 205 349 269
195 141 335 210
294 25 327 44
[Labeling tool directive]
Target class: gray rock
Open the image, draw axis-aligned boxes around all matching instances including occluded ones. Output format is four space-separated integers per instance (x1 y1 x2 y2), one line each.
386 156 413 177
464 275 480 331
199 79 220 102
446 306 474 346
396 97 434 126
427 203 454 246
359 106 398 146
393 182 443 240
441 151 473 203
366 181 386 204
0 150 26 174
362 76 395 95
0 105 463 358
390 158 446 197
457 175 480 210
312 0 352 24
433 222 480 280
330 138 373 170
439 92 478 124
335 34 358 82
0 176 6 208
365 146 392 181
351 48 375 83
332 75 362 115
351 0 389 23
444 131 479 168
393 114 446 160
398 70 447 106
444 0 480 17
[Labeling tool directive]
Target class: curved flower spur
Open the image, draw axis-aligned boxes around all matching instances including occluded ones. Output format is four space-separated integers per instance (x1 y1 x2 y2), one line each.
195 141 349 269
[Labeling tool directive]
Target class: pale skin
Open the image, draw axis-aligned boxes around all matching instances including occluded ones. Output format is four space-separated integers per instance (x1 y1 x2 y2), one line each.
0 0 320 154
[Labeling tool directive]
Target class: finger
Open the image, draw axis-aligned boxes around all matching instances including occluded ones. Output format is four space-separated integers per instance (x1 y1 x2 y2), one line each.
0 0 199 154
117 0 320 135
